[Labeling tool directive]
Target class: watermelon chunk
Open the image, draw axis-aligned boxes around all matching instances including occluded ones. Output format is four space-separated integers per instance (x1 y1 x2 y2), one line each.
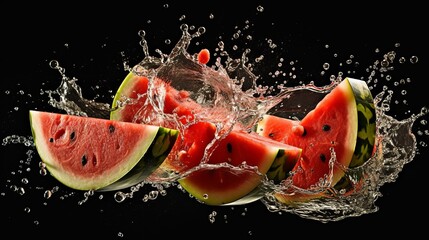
256 77 376 203
29 110 178 191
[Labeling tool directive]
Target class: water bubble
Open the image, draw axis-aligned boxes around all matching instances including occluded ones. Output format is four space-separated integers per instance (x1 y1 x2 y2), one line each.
179 15 186 21
138 30 145 37
209 211 217 223
165 39 171 45
163 3 168 8
44 190 52 199
399 57 406 64
209 13 214 19
114 191 127 203
323 63 330 70
18 187 25 195
256 5 264 12
381 59 389 67
118 232 124 238
21 178 28 184
148 190 159 200
325 44 329 48
24 207 31 213
49 60 59 69
410 56 418 64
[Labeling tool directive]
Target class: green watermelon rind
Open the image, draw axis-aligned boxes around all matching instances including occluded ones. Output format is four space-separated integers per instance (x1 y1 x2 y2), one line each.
177 131 302 206
99 127 179 191
29 110 178 191
110 71 140 121
348 79 376 168
256 77 376 202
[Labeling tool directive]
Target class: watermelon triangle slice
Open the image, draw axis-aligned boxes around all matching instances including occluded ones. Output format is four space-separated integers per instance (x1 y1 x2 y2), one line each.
256 77 376 203
29 110 179 191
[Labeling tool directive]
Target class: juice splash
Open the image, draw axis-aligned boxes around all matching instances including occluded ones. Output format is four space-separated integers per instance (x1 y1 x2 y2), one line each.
1 4 427 231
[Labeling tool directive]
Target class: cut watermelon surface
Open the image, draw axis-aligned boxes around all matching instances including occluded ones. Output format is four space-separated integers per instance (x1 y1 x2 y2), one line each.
175 122 302 205
29 110 178 191
256 77 376 203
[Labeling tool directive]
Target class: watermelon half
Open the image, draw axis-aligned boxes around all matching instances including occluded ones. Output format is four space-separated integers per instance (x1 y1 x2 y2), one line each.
29 110 179 191
110 71 302 205
256 77 376 203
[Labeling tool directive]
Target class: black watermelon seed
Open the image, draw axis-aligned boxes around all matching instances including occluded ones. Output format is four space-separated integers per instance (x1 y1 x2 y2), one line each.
70 131 76 141
322 124 331 131
302 128 307 136
109 124 115 133
49 138 54 143
320 154 326 162
268 132 274 137
227 143 233 153
81 155 88 166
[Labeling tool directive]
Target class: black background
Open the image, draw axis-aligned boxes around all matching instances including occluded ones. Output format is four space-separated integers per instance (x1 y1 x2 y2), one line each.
1 2 427 238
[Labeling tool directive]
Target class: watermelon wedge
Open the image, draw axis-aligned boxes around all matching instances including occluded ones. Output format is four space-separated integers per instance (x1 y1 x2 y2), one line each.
29 110 178 191
174 122 302 206
256 77 376 203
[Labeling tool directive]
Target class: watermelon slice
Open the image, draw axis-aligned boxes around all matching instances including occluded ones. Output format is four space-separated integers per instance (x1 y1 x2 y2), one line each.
110 72 201 127
110 71 302 205
256 77 376 203
174 122 302 206
29 110 179 191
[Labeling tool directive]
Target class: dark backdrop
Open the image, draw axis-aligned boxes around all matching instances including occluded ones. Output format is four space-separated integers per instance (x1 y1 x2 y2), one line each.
1 2 427 238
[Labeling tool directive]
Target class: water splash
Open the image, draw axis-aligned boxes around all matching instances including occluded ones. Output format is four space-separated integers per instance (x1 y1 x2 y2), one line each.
1 15 427 225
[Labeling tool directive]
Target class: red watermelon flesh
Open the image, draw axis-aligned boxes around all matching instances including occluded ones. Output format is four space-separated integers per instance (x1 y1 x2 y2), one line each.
176 121 302 205
256 77 376 194
29 110 178 191
110 72 201 128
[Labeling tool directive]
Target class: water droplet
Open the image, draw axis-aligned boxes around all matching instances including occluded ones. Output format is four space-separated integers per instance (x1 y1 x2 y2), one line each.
410 56 418 64
44 190 52 199
148 190 158 200
323 63 330 70
49 60 59 69
114 191 127 203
